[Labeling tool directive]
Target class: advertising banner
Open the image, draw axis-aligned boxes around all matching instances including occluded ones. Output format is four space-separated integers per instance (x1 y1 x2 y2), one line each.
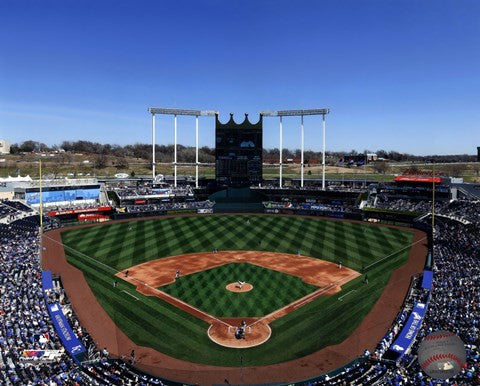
197 208 214 214
166 209 196 215
20 350 64 362
326 212 345 219
394 176 442 183
78 213 110 222
41 271 54 291
390 302 427 357
47 206 112 217
421 270 433 290
47 303 86 361
265 209 279 214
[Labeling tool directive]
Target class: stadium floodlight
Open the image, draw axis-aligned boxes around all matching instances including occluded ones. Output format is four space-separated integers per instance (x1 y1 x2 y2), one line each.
148 107 218 186
148 108 218 116
260 108 330 190
259 111 278 117
260 109 330 117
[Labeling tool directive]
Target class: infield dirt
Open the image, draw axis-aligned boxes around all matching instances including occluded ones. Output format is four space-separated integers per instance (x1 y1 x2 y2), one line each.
117 250 359 349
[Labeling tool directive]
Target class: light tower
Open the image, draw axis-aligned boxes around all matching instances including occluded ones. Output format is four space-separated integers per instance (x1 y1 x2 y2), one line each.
148 108 217 187
260 109 330 189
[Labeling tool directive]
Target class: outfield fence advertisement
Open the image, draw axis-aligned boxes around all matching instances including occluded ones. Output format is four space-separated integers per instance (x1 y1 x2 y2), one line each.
47 206 112 217
197 208 213 214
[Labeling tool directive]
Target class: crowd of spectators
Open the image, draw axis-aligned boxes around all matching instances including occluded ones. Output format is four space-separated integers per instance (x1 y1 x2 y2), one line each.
1 200 33 213
373 196 443 214
0 220 85 385
0 215 179 385
314 198 480 385
0 204 19 222
255 183 366 192
373 194 480 224
263 201 354 213
44 202 107 212
124 200 213 213
0 200 34 223
437 200 480 224
396 218 480 384
113 185 193 199
82 360 170 385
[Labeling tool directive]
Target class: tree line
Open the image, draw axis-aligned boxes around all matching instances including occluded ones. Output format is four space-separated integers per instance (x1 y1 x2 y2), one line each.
8 140 477 164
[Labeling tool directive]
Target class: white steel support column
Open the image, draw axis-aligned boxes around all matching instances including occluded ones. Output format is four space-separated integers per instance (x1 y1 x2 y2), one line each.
195 115 199 188
322 113 326 190
152 113 156 179
174 114 177 187
301 115 304 188
279 116 283 188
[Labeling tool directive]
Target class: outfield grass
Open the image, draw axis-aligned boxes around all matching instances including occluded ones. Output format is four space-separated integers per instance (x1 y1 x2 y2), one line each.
60 215 415 366
161 262 318 317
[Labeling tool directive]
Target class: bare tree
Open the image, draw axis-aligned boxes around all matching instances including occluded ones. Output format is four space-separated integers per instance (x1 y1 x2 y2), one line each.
447 164 464 178
471 163 480 177
95 154 107 169
58 153 72 165
115 157 129 169
372 162 390 174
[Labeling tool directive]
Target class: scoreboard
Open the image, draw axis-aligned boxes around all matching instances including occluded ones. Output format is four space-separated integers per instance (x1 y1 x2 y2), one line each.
215 114 263 187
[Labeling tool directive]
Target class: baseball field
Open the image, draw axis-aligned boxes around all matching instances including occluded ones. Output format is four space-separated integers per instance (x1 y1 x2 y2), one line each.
55 214 418 369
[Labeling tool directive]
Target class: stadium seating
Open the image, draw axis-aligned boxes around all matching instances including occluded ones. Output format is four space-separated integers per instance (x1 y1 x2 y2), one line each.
125 200 213 213
0 217 176 385
312 199 480 385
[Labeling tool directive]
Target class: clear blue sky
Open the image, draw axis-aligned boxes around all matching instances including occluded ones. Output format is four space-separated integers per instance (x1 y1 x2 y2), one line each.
1 0 479 155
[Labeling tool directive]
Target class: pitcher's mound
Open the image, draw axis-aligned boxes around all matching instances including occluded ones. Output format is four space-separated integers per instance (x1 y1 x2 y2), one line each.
226 282 253 293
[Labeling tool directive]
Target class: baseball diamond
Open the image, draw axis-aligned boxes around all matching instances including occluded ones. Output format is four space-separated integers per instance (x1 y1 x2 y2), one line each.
40 213 428 384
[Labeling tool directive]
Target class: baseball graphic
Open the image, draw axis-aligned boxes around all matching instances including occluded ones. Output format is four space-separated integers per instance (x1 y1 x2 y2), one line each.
418 330 466 379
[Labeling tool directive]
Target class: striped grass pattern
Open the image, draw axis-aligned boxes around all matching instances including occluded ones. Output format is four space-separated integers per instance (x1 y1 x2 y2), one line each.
61 215 414 367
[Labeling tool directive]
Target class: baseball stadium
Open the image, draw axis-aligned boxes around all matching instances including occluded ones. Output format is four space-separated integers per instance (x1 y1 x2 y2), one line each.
3 2 480 383
1 105 479 385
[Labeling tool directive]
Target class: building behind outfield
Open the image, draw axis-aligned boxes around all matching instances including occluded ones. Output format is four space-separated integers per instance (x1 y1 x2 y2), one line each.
0 139 10 154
